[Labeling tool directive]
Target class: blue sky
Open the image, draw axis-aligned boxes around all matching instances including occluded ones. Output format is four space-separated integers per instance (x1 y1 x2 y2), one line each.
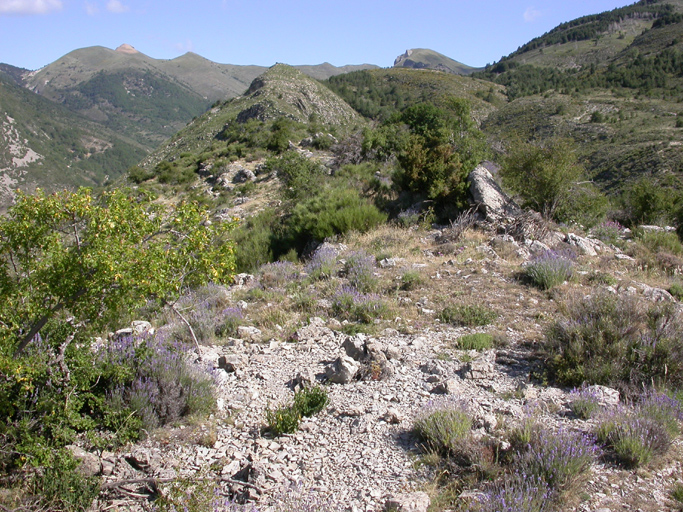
1 0 636 70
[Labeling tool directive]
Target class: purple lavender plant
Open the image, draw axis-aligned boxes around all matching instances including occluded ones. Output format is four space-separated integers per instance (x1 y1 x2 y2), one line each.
413 399 472 455
568 385 604 420
215 307 244 338
478 472 551 512
591 220 624 245
514 426 598 491
331 286 386 323
345 250 378 292
524 250 573 290
258 261 300 288
637 390 683 437
595 405 671 468
305 245 338 280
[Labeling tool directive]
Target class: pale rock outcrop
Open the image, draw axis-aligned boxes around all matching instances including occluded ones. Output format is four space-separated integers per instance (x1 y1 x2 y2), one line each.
467 165 520 221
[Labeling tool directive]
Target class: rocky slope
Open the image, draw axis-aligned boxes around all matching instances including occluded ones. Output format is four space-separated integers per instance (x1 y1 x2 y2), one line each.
78 194 683 511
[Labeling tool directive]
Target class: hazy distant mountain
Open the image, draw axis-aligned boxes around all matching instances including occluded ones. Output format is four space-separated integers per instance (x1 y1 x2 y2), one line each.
393 48 480 75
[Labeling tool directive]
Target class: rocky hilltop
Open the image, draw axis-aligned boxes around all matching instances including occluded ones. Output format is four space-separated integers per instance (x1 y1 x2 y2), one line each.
393 48 479 75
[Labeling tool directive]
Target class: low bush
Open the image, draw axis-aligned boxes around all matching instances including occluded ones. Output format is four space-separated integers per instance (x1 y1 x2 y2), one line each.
568 386 604 420
29 451 101 512
258 261 301 288
439 304 497 327
636 229 683 256
104 333 216 430
524 250 573 290
293 385 329 417
595 408 671 468
477 472 551 512
456 333 494 351
545 292 683 393
285 187 387 253
331 286 387 323
670 482 683 508
400 270 423 291
305 245 338 280
215 307 244 338
514 427 598 491
345 250 378 292
591 220 625 246
265 405 301 436
413 401 472 455
669 282 683 300
265 385 329 436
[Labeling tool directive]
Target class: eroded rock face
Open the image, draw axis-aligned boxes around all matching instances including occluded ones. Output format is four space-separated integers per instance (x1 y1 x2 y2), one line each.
468 165 520 222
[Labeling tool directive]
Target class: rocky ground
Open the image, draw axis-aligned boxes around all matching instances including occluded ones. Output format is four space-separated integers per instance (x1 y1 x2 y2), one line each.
78 212 683 511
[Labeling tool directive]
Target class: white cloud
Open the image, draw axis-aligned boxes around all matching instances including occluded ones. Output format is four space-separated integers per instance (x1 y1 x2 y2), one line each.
524 6 541 23
106 0 128 13
84 1 98 15
0 0 62 15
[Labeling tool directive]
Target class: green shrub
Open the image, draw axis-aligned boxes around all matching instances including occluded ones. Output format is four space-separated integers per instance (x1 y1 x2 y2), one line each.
413 402 472 455
501 138 584 220
127 165 155 184
439 304 497 327
293 385 329 417
586 271 617 287
670 482 683 507
546 292 683 392
636 229 683 256
400 270 423 291
456 333 494 351
286 187 387 253
265 405 301 436
265 385 329 436
669 282 683 300
525 250 573 290
29 451 100 512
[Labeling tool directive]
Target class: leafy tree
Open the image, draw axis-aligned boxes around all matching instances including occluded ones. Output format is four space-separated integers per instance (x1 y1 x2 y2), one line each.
501 138 585 220
0 187 236 358
393 99 488 210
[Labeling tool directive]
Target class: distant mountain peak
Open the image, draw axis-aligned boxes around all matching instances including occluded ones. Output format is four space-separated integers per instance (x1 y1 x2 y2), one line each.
393 48 479 75
115 44 139 54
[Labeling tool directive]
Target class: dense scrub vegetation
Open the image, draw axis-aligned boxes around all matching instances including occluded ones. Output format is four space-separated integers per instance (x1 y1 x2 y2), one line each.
0 188 236 507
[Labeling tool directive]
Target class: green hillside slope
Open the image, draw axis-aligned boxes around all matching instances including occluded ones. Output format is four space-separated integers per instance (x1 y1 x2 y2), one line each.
0 70 146 210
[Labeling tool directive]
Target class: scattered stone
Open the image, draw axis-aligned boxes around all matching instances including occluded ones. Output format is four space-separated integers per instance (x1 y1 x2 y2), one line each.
237 326 262 342
65 445 101 477
585 385 620 407
233 273 255 287
382 408 404 424
565 233 599 256
384 491 430 512
325 355 360 384
461 352 496 380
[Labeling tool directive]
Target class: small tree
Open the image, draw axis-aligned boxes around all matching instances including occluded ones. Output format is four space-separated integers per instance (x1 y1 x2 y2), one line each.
0 187 236 358
501 138 584 220
393 99 488 210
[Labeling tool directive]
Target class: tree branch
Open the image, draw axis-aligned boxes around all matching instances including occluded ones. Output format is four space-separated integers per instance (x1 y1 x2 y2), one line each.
170 304 202 360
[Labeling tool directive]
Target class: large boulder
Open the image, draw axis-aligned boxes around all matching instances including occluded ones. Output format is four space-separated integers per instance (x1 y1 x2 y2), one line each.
467 165 520 222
